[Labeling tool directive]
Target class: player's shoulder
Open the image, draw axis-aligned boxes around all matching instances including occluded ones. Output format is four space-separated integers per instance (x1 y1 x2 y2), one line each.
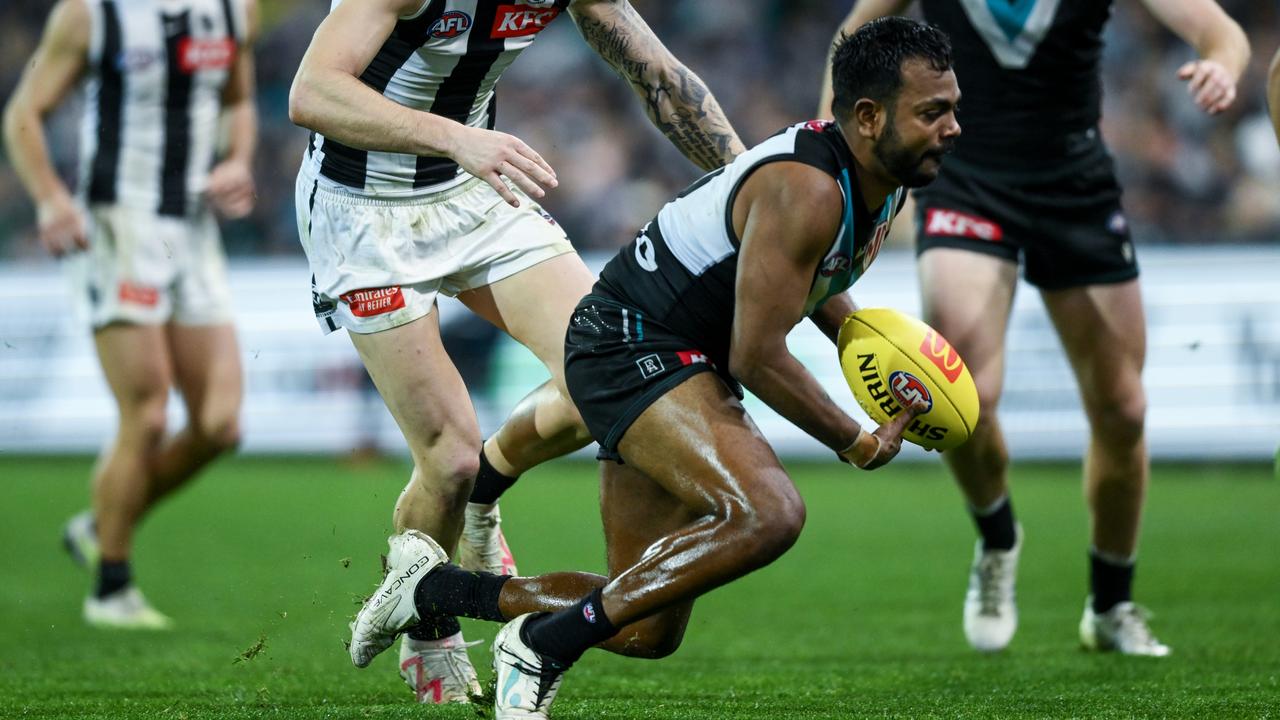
42 0 92 54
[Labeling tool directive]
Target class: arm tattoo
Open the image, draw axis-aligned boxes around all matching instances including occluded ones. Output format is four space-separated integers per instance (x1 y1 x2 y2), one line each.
575 7 743 171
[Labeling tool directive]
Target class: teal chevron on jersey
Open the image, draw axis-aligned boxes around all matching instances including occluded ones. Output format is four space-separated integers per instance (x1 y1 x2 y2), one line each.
988 0 1037 40
957 0 1061 69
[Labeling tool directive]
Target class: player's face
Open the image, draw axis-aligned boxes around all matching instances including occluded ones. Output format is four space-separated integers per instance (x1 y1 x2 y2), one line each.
874 61 961 188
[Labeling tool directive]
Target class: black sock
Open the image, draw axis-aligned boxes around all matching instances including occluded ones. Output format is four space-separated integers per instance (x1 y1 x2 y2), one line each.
971 495 1017 551
96 559 131 598
406 614 462 642
522 588 617 667
413 564 510 622
469 447 519 505
1090 549 1135 613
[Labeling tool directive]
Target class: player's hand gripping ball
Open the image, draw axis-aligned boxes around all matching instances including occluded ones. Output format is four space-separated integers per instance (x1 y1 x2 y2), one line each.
837 308 979 451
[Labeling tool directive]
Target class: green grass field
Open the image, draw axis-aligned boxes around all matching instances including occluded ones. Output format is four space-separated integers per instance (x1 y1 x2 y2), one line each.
1 456 1277 719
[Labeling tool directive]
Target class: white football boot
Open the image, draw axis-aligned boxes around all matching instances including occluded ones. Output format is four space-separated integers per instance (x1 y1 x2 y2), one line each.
349 530 449 668
1080 599 1171 657
398 633 482 704
963 526 1022 652
84 586 173 630
493 614 567 719
62 510 99 569
458 502 518 576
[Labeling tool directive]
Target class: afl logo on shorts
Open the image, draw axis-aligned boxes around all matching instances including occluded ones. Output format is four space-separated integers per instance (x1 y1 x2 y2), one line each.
430 11 472 38
889 371 932 412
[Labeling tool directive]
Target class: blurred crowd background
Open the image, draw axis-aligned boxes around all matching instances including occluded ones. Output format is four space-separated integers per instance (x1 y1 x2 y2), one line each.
1 0 1278 260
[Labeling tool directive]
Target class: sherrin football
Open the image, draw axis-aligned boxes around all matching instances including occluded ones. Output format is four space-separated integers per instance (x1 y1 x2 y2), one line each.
837 308 979 452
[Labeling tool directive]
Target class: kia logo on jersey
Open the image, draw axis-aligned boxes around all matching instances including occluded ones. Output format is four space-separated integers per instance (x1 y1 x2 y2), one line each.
430 10 472 39
491 5 560 38
924 208 1003 242
178 38 235 73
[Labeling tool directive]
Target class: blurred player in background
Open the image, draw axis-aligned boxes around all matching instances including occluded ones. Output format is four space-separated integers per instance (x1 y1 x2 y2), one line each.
821 0 1249 656
289 0 742 704
2 0 258 629
1269 47 1280 146
345 19 953 719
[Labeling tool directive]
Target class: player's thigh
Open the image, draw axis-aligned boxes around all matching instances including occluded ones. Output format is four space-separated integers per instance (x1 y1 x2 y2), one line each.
167 322 243 437
617 372 803 535
456 252 595 387
1041 279 1146 416
918 247 1017 405
600 459 700 650
94 323 173 419
347 311 480 457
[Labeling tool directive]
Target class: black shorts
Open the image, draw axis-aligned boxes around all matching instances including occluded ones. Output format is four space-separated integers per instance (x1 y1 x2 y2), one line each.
913 133 1138 290
564 293 741 462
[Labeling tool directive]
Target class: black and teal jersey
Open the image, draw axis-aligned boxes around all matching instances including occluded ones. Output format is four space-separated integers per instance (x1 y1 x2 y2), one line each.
594 120 904 371
921 0 1114 170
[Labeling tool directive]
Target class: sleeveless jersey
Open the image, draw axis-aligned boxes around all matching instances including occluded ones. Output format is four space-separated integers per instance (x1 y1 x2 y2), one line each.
595 121 905 369
301 0 568 197
79 0 245 217
920 0 1113 170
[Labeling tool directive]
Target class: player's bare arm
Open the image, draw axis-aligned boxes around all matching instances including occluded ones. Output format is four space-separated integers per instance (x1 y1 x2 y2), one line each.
1269 49 1280 145
1 0 90 257
1141 0 1249 115
817 0 913 119
569 0 745 171
289 0 556 206
810 291 858 345
208 0 260 219
729 162 917 469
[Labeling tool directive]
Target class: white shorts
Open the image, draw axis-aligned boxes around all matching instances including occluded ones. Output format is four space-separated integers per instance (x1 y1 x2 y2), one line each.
65 204 233 328
296 173 574 334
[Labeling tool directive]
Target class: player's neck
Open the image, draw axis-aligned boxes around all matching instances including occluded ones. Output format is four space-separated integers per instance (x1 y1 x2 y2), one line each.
848 155 897 213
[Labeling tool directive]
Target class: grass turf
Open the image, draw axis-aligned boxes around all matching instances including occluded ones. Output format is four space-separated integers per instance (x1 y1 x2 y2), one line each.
0 456 1276 718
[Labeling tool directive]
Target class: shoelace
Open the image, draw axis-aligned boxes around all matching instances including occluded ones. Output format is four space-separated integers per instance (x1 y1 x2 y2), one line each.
499 645 565 710
1112 605 1159 648
975 555 1012 615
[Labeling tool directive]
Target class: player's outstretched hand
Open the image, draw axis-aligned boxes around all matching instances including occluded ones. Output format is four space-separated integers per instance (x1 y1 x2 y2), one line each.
840 400 929 471
208 158 256 219
1177 60 1237 115
36 192 88 258
450 126 557 208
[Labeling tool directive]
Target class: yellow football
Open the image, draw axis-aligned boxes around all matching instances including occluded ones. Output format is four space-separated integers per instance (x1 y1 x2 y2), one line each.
837 308 980 451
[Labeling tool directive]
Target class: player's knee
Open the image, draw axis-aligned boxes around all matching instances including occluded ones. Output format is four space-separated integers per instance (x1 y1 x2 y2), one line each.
196 412 242 454
409 426 482 488
1091 393 1146 447
122 397 169 446
733 487 806 565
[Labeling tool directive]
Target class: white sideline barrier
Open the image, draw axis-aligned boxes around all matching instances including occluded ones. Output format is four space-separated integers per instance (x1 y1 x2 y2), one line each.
0 247 1276 459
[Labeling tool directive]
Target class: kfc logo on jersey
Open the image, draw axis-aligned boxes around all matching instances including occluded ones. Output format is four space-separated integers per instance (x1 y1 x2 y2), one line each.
802 119 832 132
341 287 406 317
491 5 560 38
431 10 472 39
178 38 236 73
888 370 933 413
924 209 1003 242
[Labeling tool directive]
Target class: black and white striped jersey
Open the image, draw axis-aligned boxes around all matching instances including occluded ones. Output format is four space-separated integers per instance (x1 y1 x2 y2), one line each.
595 121 906 369
301 0 568 197
78 0 246 217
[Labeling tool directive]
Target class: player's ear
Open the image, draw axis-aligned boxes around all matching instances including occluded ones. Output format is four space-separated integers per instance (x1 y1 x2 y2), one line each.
853 98 884 140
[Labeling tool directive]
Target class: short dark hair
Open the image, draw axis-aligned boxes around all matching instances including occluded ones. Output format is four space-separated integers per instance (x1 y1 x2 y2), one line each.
830 17 952 122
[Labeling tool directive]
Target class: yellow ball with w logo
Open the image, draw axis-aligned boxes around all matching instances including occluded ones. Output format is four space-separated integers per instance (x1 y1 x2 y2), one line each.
837 308 980 451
